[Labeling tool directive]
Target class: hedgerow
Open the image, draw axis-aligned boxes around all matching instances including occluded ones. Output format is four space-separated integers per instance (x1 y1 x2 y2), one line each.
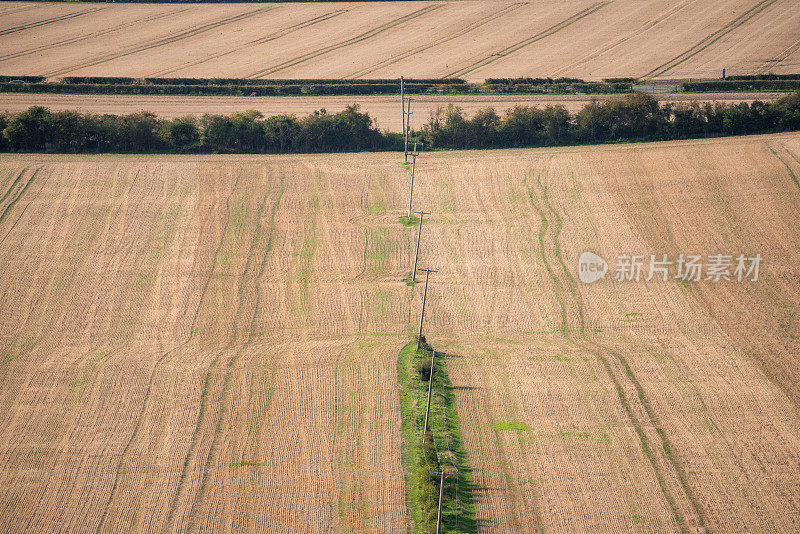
2 92 799 153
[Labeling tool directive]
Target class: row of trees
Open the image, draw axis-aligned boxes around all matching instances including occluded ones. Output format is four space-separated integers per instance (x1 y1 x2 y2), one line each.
423 92 800 148
0 105 388 153
1 93 799 153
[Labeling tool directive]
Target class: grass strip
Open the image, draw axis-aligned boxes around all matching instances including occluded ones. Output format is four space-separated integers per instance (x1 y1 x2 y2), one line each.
398 341 476 533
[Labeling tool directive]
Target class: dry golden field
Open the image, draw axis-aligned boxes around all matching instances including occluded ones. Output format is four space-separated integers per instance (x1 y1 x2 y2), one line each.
0 0 799 81
0 91 789 131
1 133 799 532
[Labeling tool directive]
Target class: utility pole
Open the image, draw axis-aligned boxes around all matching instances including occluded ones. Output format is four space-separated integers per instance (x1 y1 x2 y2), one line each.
417 268 438 351
412 210 430 282
423 349 444 436
407 142 422 219
430 470 458 534
405 97 414 163
401 76 406 163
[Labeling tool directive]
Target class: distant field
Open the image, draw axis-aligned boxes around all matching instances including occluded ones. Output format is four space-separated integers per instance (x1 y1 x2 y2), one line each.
0 1 799 81
0 92 790 131
1 134 799 531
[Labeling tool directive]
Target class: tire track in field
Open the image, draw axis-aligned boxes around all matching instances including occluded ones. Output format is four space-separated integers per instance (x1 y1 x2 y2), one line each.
246 4 442 79
44 7 276 78
187 178 284 532
644 0 778 78
540 173 708 532
0 6 107 36
524 169 708 533
0 3 45 17
152 9 349 77
445 1 612 79
344 2 528 79
550 0 698 78
96 174 242 534
0 7 192 64
768 145 800 193
0 167 39 228
756 36 800 74
0 167 28 215
0 168 50 248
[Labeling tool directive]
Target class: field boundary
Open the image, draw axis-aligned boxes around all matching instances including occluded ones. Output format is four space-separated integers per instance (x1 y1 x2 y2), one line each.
397 340 476 533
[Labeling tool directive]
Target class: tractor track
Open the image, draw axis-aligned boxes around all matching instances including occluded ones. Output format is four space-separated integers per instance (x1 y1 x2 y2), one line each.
756 36 800 74
445 1 612 79
345 2 528 79
246 4 442 79
550 0 698 78
0 6 108 37
524 168 708 533
151 9 349 77
0 7 192 64
95 173 241 534
644 0 778 78
44 7 276 78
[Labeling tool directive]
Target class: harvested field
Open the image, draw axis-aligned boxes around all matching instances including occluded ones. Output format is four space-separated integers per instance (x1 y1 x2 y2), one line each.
0 1 799 81
1 133 799 531
0 91 790 131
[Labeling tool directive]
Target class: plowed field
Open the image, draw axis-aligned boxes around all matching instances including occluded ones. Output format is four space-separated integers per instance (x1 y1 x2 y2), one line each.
0 0 799 80
1 133 799 532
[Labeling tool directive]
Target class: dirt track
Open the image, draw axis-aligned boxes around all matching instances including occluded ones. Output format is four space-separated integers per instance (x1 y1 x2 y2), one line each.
1 134 799 531
0 91 791 130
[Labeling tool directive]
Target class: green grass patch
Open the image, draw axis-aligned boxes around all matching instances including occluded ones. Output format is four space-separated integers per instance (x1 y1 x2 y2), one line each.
399 215 420 227
397 342 476 533
367 199 386 215
494 420 530 433
233 460 263 467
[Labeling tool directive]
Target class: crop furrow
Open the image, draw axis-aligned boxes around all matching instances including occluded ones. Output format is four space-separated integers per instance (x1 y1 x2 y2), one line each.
0 167 39 228
187 177 283 530
550 0 698 77
97 173 242 534
769 145 800 192
45 7 276 78
523 168 705 532
152 9 349 77
0 7 192 63
644 0 777 78
446 1 611 78
534 172 708 532
345 2 527 79
161 173 243 532
246 4 442 78
0 6 107 37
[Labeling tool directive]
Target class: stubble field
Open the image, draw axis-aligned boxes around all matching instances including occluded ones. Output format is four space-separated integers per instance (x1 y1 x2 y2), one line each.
0 0 799 81
1 133 799 532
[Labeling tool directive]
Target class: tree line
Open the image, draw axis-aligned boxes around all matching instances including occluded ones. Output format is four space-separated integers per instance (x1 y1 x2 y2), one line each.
1 93 798 153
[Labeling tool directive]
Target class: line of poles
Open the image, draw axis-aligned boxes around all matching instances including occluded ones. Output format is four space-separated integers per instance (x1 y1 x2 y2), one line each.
402 76 457 534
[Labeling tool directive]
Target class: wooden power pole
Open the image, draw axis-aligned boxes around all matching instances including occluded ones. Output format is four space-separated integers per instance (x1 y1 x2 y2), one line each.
405 97 414 162
430 469 458 534
401 76 406 162
423 348 445 436
407 142 422 219
412 210 430 282
417 268 438 351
